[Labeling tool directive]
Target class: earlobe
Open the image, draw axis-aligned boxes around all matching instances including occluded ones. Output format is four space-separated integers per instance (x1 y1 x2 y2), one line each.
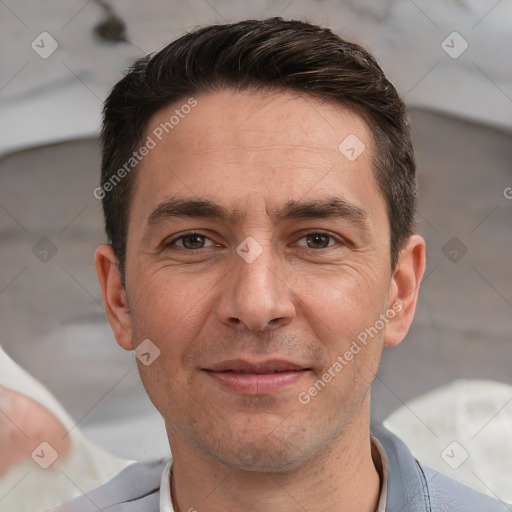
384 235 426 347
95 244 134 351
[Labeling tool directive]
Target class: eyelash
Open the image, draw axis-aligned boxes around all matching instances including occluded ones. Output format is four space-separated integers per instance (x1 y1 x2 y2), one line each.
164 231 214 250
164 230 343 250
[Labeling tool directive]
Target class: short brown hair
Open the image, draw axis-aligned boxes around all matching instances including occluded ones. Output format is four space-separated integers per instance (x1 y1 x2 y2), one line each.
100 17 416 282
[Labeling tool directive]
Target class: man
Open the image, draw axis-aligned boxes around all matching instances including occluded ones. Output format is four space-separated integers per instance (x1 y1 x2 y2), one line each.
54 17 506 512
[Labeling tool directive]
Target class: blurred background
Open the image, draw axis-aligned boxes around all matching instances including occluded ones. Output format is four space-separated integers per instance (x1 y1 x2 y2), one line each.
0 0 511 501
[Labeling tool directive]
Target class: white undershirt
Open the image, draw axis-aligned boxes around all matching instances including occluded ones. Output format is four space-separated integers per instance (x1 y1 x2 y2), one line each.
160 437 389 512
159 459 174 512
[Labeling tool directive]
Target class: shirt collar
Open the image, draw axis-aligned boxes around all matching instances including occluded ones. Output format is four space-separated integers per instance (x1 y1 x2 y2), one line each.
160 459 174 512
371 435 389 512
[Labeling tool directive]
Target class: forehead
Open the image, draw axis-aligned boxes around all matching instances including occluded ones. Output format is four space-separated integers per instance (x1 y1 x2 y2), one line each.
144 89 371 158
130 90 383 228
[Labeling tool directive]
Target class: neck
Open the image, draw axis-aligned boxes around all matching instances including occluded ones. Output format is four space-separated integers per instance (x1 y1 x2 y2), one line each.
166 395 381 512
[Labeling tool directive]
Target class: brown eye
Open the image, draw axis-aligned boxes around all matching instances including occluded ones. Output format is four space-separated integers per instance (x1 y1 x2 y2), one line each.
179 234 206 249
165 232 215 250
301 233 335 249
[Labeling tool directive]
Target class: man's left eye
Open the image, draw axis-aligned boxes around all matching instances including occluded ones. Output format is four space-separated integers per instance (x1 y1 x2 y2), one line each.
296 232 338 249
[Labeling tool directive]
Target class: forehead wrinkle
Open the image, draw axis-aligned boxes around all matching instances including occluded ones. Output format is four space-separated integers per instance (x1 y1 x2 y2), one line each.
167 144 340 158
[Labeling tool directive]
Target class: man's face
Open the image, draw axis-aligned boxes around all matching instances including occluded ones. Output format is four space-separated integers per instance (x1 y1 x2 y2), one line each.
109 90 408 471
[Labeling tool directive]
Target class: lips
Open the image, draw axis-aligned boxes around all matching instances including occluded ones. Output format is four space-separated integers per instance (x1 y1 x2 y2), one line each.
205 359 308 374
203 359 310 395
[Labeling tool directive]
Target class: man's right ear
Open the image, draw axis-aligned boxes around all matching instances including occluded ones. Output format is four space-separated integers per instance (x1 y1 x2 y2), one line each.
95 244 134 351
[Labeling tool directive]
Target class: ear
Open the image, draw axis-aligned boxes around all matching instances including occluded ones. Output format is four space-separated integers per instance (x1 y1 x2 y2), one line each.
95 244 134 351
384 235 426 347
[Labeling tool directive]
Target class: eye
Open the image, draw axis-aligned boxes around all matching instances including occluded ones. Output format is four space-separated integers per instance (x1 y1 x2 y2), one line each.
165 232 216 250
295 232 339 249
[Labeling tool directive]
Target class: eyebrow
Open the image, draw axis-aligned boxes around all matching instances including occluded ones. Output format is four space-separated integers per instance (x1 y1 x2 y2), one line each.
145 196 370 232
146 198 245 228
272 197 369 227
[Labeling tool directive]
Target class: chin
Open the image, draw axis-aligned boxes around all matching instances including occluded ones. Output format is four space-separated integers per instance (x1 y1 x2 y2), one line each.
220 443 308 473
197 424 320 474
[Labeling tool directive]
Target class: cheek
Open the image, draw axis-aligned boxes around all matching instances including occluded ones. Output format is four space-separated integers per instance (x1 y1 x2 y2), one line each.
128 273 216 406
130 270 217 340
299 264 387 341
295 265 387 402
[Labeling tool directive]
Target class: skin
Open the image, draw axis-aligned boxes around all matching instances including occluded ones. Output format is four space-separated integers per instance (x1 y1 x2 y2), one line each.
0 386 71 475
96 90 426 512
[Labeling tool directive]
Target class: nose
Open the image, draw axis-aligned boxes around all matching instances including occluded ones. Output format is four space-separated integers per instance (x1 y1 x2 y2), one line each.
215 245 296 331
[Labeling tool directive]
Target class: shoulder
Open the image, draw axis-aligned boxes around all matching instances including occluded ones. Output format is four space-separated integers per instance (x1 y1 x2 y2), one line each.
49 458 167 512
372 424 508 512
418 462 509 512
